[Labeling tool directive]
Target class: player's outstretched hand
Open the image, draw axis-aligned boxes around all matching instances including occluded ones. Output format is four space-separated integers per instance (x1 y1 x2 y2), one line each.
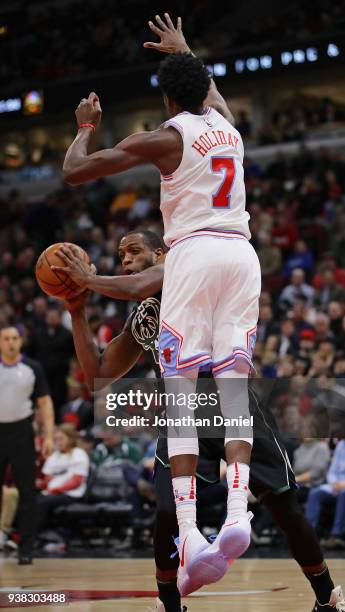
144 13 190 54
51 244 96 288
75 91 102 129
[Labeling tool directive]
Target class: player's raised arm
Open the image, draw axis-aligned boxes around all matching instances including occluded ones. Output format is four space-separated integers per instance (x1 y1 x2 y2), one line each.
52 245 164 300
62 92 177 185
144 13 235 124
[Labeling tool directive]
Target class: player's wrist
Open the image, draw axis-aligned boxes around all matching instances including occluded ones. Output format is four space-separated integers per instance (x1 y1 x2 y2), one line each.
175 43 192 54
78 122 96 132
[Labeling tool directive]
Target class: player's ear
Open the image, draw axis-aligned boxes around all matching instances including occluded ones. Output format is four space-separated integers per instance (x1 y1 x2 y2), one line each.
153 248 164 264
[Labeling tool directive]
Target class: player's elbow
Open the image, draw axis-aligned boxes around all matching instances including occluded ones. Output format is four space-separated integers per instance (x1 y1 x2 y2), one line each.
62 167 82 186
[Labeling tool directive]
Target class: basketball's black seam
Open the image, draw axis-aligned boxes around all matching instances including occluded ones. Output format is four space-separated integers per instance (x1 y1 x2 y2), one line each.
43 249 74 290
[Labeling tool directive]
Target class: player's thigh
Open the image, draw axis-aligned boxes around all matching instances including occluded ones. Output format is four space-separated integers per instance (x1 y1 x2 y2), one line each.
159 239 220 374
212 241 261 372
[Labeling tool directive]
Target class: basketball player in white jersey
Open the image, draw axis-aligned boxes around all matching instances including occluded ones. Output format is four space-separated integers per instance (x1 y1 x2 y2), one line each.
62 14 261 596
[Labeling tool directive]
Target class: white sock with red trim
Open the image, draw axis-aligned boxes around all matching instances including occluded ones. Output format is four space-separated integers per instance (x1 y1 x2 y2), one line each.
172 476 197 539
226 462 249 520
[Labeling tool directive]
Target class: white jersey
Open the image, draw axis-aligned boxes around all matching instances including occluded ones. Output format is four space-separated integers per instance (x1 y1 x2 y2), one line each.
160 106 250 247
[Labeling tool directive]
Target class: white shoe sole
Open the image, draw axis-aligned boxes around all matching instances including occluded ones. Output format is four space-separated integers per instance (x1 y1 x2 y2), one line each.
178 546 228 596
217 521 251 560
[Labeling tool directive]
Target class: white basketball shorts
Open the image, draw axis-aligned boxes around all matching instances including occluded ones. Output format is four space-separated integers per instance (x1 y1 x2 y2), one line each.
159 229 261 377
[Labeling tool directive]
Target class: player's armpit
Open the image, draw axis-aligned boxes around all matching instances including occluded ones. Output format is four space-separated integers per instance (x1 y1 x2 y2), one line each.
97 331 143 384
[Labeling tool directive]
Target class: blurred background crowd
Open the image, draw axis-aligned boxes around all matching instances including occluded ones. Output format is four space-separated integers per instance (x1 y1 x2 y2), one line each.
0 0 345 561
1 0 345 85
0 142 345 556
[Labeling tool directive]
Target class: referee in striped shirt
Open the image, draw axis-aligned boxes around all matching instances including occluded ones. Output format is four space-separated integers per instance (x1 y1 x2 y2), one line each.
0 326 54 564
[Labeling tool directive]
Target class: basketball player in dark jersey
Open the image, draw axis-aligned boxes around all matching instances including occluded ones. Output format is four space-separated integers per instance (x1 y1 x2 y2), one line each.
56 232 343 612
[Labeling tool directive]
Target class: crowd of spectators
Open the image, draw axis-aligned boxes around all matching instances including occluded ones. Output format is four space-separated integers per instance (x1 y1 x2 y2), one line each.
238 97 345 145
1 0 345 87
0 143 345 552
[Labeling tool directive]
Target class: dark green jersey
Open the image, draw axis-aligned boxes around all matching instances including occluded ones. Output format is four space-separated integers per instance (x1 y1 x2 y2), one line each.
124 293 161 375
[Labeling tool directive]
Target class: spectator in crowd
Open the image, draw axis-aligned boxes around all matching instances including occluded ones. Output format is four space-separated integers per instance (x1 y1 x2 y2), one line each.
279 268 315 311
29 307 74 418
280 319 299 355
293 417 330 503
91 433 141 466
314 313 334 343
257 232 282 277
283 240 315 278
60 378 93 431
316 271 345 306
257 305 279 343
35 424 89 539
305 432 345 549
328 301 344 340
236 110 252 138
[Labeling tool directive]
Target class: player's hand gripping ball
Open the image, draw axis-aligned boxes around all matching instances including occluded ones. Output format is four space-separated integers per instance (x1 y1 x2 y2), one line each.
35 243 91 300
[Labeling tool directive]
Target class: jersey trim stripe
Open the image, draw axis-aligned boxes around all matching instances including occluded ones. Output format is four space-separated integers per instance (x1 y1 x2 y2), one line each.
170 229 247 249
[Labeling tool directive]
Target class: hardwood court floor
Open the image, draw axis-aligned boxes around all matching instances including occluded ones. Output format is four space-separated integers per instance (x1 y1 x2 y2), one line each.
0 558 344 611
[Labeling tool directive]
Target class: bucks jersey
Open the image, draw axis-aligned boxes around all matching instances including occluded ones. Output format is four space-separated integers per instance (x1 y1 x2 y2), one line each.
124 294 161 373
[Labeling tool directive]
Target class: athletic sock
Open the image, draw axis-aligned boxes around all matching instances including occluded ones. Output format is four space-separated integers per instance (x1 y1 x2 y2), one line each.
226 462 249 519
157 579 182 612
172 476 197 539
304 564 335 606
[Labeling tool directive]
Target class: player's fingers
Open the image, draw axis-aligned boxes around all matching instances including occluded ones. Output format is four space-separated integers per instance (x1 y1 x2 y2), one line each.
54 250 70 263
60 245 75 259
143 41 163 49
51 265 70 273
148 20 163 36
88 91 98 101
69 245 83 258
155 14 169 31
177 16 183 32
90 264 97 275
164 13 175 30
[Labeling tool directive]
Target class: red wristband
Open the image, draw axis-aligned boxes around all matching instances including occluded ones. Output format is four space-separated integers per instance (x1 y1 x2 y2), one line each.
79 123 95 132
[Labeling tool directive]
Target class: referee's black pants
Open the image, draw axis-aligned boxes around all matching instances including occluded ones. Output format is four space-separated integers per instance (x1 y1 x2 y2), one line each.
0 417 36 556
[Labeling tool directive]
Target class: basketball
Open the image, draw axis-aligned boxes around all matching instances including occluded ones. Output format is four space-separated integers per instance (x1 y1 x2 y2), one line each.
35 242 90 300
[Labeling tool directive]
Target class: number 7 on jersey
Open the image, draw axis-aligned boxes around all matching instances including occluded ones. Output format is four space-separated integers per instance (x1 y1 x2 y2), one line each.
211 156 235 208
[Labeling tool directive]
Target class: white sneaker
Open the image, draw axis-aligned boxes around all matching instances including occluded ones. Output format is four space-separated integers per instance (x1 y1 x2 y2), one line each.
193 511 253 576
329 585 345 610
150 598 165 611
313 586 345 610
177 527 227 597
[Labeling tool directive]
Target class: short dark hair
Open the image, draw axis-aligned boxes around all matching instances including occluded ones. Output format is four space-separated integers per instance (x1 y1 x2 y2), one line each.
158 52 210 112
126 230 166 252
